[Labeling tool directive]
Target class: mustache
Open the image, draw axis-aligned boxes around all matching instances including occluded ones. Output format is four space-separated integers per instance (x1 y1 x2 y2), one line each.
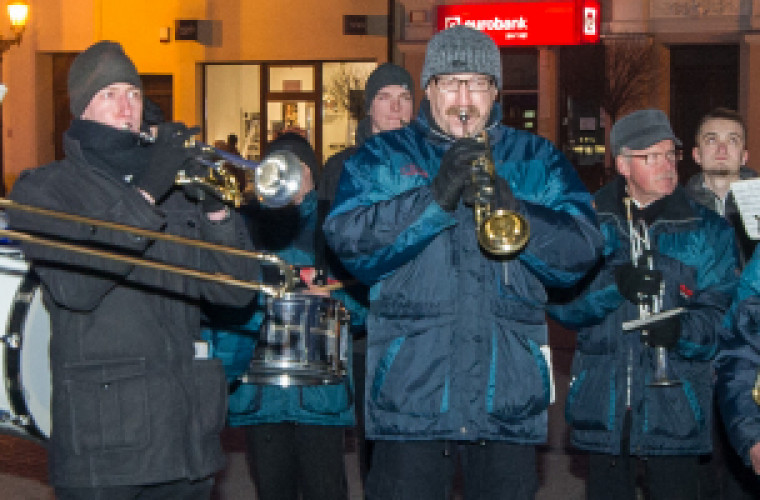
446 106 480 122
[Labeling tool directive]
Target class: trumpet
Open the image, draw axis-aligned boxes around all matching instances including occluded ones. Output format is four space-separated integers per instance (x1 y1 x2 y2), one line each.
753 372 760 405
138 131 303 209
0 198 298 297
467 126 529 256
623 197 682 387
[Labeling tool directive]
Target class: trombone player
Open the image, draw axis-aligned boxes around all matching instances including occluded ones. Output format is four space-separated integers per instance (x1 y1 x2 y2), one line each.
7 41 260 499
549 109 739 499
323 25 604 499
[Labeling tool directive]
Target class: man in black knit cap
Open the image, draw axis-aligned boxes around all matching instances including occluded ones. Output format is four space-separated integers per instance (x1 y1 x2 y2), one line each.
8 40 259 499
318 62 415 483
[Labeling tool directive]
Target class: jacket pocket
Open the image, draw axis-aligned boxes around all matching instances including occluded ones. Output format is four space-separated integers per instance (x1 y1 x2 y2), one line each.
643 369 707 439
371 333 449 418
62 358 149 453
192 358 227 438
487 327 549 422
565 355 615 431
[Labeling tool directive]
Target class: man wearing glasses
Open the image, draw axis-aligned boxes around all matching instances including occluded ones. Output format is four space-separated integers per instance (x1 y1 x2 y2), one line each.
323 25 604 499
549 109 738 499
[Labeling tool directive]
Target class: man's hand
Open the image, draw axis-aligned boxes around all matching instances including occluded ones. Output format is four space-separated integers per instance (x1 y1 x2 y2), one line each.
641 315 681 349
614 263 663 305
136 122 200 203
432 138 485 212
749 442 760 474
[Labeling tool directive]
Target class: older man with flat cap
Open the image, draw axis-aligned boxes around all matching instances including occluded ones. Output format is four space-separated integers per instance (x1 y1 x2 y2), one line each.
8 40 259 499
323 25 603 499
549 109 739 499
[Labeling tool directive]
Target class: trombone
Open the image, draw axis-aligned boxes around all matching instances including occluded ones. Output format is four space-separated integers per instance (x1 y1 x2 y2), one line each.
0 199 298 298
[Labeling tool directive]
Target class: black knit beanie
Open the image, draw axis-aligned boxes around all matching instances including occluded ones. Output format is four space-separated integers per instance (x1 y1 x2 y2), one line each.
364 63 414 111
266 132 319 186
68 41 143 118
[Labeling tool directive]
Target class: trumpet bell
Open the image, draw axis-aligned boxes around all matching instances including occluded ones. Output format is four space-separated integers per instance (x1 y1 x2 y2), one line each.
252 150 303 208
477 209 530 256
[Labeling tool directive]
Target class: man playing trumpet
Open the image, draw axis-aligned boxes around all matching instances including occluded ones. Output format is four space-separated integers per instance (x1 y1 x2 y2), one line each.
323 25 604 499
7 41 260 499
549 109 739 499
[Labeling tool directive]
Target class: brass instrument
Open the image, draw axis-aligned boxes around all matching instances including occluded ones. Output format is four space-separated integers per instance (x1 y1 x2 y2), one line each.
471 130 530 256
135 130 302 209
623 197 681 387
175 139 303 209
0 198 298 297
753 373 760 405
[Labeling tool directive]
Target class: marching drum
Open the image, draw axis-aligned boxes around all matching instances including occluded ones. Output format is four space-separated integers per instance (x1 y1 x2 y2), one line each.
0 246 51 441
244 293 349 387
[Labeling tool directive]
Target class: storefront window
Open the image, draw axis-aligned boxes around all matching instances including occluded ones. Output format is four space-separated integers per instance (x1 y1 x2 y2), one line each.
321 62 376 163
266 100 315 142
205 60 375 164
205 64 262 160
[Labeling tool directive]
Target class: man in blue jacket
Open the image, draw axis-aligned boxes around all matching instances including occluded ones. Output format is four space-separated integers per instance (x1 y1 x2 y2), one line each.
549 109 739 499
323 25 604 499
716 251 760 492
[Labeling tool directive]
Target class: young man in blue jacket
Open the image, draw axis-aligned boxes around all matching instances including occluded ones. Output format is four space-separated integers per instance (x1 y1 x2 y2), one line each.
549 109 739 499
319 62 415 484
323 25 604 499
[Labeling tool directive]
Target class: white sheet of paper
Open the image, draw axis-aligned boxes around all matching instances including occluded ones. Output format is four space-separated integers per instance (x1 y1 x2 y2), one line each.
729 178 760 240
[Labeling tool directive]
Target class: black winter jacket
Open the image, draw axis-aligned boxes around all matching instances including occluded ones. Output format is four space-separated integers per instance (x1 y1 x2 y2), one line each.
8 128 258 487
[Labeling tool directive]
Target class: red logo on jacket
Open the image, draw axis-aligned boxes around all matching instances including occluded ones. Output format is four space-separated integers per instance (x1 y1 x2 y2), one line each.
400 164 429 178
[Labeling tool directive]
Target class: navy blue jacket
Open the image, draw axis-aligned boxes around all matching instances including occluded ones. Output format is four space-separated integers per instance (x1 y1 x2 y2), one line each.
716 246 760 467
323 101 604 442
550 177 738 456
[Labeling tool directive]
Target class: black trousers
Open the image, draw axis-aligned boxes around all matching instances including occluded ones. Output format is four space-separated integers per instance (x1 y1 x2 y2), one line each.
245 422 348 500
587 453 699 500
365 439 538 500
55 477 214 500
698 400 760 499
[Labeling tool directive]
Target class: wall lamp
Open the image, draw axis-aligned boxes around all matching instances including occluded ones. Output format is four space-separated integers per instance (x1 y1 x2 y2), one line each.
0 1 28 54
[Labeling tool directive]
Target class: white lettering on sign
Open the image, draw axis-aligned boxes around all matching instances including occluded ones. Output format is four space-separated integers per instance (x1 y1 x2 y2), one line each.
444 15 529 33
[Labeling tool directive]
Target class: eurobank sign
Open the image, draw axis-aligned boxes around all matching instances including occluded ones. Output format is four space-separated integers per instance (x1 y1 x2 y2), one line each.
436 0 601 46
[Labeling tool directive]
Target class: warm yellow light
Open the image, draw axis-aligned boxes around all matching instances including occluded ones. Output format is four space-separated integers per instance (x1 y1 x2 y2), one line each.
7 2 28 30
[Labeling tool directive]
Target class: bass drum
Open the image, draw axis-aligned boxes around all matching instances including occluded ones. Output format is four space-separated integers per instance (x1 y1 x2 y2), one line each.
0 247 51 441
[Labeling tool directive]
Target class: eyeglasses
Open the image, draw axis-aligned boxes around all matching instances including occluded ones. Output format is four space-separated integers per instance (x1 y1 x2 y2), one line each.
622 150 683 165
433 76 494 93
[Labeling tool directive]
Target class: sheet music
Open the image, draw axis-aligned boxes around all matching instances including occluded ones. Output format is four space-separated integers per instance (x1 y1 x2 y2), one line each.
729 178 760 240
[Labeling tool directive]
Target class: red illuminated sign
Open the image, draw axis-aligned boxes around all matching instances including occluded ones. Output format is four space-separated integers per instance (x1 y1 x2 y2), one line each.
436 0 600 46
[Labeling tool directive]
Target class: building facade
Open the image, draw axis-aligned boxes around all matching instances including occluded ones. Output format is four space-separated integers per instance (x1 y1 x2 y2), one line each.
3 0 760 189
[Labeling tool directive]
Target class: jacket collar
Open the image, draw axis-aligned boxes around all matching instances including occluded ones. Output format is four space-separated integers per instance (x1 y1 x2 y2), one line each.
595 175 697 226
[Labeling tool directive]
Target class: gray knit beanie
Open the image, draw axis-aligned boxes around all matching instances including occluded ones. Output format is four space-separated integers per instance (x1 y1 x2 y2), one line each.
364 63 414 111
421 25 502 90
68 41 143 117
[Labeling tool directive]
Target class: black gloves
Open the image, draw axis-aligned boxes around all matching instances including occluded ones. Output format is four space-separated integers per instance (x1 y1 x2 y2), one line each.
614 262 663 305
136 122 200 203
466 173 519 212
432 138 484 212
642 315 681 349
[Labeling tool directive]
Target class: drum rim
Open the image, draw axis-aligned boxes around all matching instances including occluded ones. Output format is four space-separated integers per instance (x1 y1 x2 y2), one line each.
4 271 48 441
